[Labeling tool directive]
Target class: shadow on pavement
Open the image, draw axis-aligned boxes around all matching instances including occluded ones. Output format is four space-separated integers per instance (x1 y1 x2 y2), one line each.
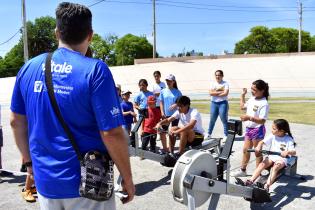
135 169 172 196
250 175 314 210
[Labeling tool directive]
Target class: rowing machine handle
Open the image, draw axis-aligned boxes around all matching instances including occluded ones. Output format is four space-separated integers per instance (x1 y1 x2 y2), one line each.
247 149 290 158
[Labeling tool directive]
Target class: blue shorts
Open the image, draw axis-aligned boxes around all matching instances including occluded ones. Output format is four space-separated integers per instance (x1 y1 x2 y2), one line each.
245 125 266 140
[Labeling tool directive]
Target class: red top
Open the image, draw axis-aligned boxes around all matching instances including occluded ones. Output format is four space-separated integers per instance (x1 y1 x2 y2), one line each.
143 107 161 134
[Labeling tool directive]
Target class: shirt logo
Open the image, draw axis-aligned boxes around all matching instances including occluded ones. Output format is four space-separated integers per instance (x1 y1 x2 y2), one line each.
110 107 120 116
42 61 72 74
34 81 43 92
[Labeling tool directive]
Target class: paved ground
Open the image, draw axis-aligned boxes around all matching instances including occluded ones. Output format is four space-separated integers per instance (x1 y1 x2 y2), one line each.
0 105 314 210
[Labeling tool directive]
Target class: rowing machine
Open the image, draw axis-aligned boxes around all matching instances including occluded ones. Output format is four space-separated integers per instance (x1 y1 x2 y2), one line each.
171 119 271 210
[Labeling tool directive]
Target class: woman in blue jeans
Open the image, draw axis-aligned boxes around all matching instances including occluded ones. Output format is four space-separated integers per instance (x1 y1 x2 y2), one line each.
205 70 229 139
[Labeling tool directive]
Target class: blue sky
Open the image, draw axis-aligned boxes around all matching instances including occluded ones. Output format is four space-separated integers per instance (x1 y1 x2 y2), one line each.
0 0 315 58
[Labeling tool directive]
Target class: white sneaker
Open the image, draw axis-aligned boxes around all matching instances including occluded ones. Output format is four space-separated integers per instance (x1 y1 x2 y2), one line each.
231 169 247 177
204 133 211 140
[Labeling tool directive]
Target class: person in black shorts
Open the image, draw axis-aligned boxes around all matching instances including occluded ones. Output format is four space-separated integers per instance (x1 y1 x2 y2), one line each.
156 96 205 155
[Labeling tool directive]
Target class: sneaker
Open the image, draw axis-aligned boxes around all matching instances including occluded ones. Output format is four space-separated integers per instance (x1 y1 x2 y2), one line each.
21 189 36 202
231 169 247 177
204 133 211 140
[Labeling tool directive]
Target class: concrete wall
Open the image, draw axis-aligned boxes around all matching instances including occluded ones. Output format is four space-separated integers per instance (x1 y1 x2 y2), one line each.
1 53 315 105
111 53 315 98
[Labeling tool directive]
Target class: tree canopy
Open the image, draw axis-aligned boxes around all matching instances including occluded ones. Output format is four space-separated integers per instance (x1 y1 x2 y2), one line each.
234 26 314 54
115 34 153 66
0 16 154 77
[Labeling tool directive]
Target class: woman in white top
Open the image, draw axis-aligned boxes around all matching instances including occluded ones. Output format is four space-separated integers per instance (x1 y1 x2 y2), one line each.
245 119 296 191
205 70 229 139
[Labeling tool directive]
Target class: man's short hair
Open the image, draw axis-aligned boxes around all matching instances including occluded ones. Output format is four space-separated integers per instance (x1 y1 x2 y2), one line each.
176 96 190 106
56 2 92 45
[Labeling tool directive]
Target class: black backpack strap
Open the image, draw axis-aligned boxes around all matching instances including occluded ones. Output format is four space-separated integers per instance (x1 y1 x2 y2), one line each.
44 53 83 161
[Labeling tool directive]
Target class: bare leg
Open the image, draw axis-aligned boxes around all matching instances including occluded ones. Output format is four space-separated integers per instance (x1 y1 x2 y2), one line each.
249 158 273 182
25 174 34 190
169 127 179 153
159 133 168 151
178 131 188 154
266 161 285 187
178 129 195 154
241 139 253 170
253 139 263 167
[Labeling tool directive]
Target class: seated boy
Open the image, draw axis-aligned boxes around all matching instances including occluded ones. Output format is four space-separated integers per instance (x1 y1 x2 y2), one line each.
156 96 204 155
141 96 162 152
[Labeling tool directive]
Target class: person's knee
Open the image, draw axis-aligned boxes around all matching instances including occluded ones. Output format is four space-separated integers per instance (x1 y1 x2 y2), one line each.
273 163 284 171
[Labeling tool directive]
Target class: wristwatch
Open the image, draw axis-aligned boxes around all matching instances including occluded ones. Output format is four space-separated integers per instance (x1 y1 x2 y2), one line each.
24 161 32 167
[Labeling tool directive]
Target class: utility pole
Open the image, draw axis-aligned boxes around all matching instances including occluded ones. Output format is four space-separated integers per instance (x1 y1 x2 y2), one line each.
152 0 156 58
22 0 29 62
298 0 302 53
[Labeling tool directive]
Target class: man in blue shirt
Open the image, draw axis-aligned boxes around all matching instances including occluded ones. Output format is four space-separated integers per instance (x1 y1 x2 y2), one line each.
10 2 134 209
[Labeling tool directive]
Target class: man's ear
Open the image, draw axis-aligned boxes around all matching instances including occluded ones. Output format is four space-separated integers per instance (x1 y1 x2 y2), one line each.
88 30 93 43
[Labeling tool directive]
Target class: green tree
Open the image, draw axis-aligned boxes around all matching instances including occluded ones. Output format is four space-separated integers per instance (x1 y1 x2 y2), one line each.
271 27 312 52
115 34 153 65
235 26 314 54
0 42 24 77
310 36 315 51
90 34 110 61
234 26 278 54
27 16 57 58
0 16 57 77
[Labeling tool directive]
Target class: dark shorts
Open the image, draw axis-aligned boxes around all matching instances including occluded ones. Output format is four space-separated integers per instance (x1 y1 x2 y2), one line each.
0 128 3 147
186 132 204 147
245 125 266 140
161 117 179 132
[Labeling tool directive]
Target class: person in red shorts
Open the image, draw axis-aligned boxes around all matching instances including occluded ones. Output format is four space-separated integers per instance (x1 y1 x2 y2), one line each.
141 96 162 152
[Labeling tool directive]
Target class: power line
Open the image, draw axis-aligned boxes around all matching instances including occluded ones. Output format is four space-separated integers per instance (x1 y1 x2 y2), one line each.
157 0 298 9
88 0 108 8
89 0 301 12
156 2 298 12
0 28 21 46
157 18 297 25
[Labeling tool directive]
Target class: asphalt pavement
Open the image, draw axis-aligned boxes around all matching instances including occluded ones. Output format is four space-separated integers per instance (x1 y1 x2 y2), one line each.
0 106 314 210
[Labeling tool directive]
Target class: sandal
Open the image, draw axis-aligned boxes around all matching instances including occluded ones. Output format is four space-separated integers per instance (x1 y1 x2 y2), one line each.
21 189 36 202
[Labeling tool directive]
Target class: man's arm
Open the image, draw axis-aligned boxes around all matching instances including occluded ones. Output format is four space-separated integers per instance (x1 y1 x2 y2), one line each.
10 112 30 162
172 119 196 134
100 126 135 203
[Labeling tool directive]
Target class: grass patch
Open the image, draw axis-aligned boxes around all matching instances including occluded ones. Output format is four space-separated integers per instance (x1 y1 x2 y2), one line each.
192 100 315 125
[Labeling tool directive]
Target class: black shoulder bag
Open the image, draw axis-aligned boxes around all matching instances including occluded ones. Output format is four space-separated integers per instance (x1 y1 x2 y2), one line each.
44 53 114 201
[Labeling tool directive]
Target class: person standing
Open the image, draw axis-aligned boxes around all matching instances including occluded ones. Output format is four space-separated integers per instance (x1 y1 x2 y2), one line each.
10 2 134 210
205 70 229 140
121 90 137 135
159 74 182 153
134 79 154 118
152 71 166 109
232 79 270 177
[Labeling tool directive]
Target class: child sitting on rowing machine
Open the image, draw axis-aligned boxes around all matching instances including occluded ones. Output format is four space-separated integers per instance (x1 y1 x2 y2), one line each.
245 119 296 191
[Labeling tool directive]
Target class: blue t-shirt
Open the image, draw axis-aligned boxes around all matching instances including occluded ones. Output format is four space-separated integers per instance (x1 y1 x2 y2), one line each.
159 88 182 116
121 101 134 125
10 48 124 199
133 91 153 109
